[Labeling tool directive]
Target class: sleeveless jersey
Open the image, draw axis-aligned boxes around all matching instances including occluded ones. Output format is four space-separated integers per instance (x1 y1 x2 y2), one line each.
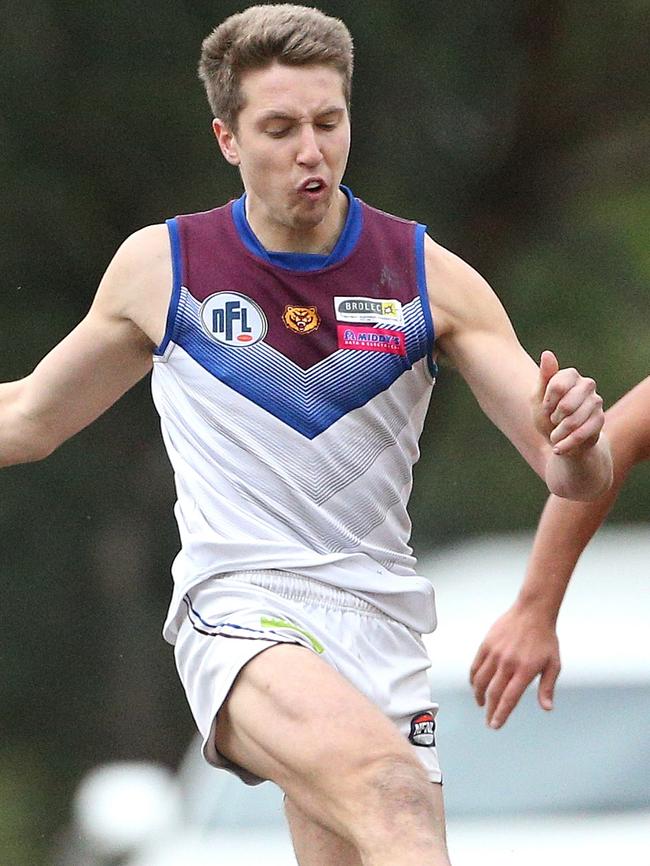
152 188 438 641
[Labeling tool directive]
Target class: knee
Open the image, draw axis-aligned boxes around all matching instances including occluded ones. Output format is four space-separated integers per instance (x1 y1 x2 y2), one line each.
288 747 446 857
342 755 449 860
352 752 431 807
330 751 435 830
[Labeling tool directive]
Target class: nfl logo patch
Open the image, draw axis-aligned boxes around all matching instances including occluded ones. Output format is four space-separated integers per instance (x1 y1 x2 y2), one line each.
409 711 436 747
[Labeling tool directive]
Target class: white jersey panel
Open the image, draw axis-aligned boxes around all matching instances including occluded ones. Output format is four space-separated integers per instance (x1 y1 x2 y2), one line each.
152 336 436 640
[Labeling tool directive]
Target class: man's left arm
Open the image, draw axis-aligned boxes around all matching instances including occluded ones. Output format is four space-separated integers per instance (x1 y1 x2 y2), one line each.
424 236 612 500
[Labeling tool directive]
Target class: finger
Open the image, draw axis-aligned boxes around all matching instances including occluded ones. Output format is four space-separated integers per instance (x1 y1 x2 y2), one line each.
538 659 561 712
488 674 531 729
551 409 604 454
469 644 488 684
541 367 583 420
471 657 498 708
484 668 513 726
537 350 560 404
549 391 601 445
550 377 597 427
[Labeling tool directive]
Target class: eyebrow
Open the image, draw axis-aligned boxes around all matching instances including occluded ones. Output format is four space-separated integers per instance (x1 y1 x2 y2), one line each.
258 106 345 122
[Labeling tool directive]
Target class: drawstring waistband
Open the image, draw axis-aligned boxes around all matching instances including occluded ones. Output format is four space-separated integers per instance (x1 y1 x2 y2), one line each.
217 569 387 618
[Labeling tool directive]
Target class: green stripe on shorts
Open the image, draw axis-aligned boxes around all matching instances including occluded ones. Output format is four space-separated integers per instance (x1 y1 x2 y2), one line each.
260 616 325 654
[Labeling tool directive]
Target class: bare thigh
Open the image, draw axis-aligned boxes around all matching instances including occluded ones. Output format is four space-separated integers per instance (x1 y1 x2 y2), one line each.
213 643 433 839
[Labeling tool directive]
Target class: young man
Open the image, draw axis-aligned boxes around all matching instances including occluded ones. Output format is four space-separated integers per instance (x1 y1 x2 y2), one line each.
470 376 649 731
0 6 611 866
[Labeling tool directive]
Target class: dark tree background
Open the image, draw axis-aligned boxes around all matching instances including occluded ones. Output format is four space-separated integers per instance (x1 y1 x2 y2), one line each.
1 2 648 862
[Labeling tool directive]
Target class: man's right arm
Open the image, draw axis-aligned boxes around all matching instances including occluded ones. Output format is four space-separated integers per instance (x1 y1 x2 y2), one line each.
0 224 171 467
469 376 650 728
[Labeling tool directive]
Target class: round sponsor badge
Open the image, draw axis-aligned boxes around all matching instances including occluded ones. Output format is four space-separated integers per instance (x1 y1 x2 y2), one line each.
408 711 436 747
200 292 268 347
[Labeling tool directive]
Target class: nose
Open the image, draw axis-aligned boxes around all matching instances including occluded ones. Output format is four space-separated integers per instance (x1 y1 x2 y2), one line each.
296 123 323 168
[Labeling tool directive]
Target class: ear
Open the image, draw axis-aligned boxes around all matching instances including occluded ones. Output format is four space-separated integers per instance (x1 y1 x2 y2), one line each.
212 118 240 166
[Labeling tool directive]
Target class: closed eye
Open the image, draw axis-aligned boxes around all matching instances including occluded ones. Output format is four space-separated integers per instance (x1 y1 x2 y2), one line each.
266 127 292 138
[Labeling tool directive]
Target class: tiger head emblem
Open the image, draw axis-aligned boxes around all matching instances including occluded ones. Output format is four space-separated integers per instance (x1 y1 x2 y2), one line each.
282 305 321 334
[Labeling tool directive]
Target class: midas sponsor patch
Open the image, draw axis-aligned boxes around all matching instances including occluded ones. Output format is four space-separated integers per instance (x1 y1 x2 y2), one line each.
334 296 404 325
338 325 406 356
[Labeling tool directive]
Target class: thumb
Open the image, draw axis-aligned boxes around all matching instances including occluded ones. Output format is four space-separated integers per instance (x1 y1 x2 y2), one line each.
537 350 559 402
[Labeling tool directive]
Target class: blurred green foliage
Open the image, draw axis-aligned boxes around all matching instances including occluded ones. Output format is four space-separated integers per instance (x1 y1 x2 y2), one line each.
0 1 648 862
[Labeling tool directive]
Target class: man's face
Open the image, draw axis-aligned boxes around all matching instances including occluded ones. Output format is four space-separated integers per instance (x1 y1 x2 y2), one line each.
213 61 351 244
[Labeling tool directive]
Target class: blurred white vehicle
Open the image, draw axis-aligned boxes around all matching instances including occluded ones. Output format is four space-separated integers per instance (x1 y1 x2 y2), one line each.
56 526 650 866
423 525 650 865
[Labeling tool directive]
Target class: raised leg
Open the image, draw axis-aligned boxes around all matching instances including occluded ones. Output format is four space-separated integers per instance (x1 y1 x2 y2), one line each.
214 644 451 866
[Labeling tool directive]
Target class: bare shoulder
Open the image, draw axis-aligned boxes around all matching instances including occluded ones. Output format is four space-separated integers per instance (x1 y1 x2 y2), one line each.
423 234 515 351
92 223 173 348
117 223 171 264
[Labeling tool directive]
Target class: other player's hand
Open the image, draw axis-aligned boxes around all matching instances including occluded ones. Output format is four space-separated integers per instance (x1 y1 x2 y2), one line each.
469 605 561 729
534 350 605 455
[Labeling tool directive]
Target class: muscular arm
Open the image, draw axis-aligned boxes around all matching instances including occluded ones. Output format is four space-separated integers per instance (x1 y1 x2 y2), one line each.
0 224 171 467
425 236 612 500
469 376 650 727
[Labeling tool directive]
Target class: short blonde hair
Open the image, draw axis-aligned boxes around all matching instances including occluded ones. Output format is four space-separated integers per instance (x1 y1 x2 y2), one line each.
198 4 353 129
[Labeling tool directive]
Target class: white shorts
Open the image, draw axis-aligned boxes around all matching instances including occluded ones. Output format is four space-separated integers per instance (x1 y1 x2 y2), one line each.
174 570 441 785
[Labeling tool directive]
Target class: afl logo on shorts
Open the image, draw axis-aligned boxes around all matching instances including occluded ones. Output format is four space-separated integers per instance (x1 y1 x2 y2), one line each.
409 711 436 747
200 292 268 347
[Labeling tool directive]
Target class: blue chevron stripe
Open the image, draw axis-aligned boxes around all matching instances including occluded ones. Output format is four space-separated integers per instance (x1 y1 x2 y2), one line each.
172 290 431 439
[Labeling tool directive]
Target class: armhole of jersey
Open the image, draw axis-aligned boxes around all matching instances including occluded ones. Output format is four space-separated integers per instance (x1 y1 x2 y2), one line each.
415 223 437 378
154 218 183 358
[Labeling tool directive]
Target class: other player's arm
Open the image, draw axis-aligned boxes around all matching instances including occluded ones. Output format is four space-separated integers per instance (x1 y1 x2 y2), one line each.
424 235 612 501
0 225 171 468
469 376 650 728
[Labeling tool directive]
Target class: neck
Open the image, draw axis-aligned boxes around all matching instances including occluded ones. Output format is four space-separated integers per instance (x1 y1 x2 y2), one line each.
245 188 348 254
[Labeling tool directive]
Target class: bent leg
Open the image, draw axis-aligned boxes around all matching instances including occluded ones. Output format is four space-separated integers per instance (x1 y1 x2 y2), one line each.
285 796 361 866
214 644 451 866
285 788 446 866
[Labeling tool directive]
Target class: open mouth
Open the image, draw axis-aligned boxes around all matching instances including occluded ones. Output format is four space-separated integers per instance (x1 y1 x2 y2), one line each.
299 178 327 196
